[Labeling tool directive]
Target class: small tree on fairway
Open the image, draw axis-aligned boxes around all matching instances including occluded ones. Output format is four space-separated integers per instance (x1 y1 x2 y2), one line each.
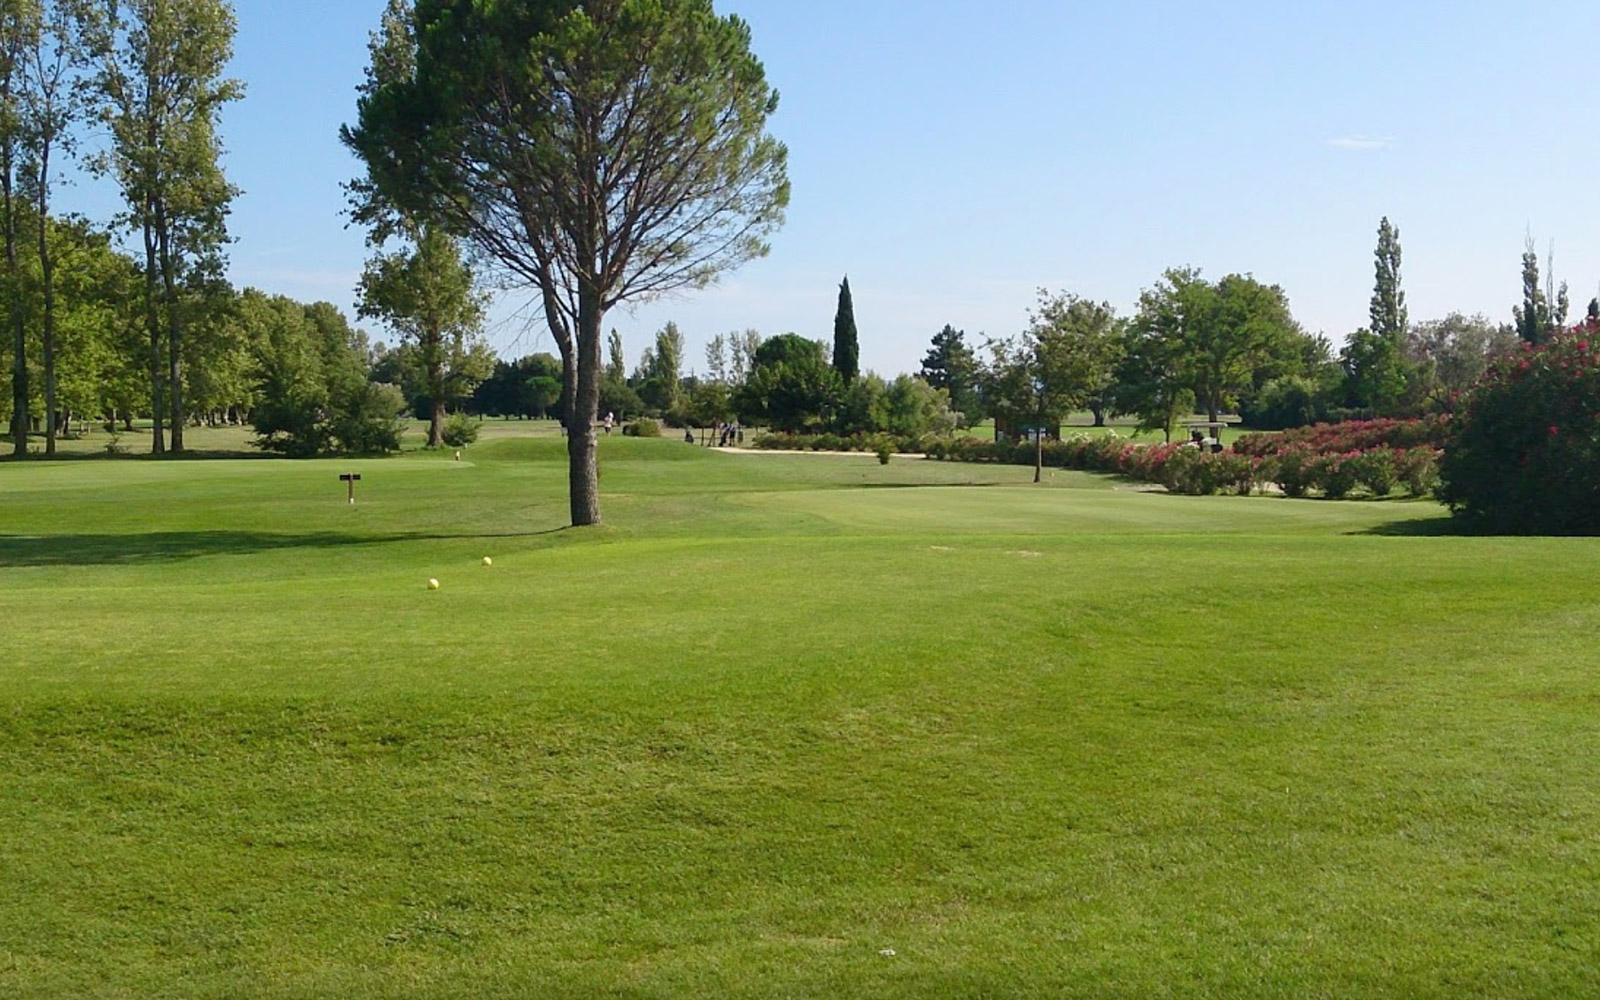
1112 323 1193 443
344 0 789 527
832 275 858 383
985 297 1107 482
1028 289 1124 427
357 224 486 448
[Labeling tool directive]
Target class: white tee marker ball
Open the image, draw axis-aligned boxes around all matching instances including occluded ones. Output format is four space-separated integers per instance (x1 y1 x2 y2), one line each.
482 556 493 567
427 578 440 590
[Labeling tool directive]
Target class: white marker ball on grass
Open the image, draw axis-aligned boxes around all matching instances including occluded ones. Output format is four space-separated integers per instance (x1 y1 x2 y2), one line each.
482 556 493 567
427 578 440 590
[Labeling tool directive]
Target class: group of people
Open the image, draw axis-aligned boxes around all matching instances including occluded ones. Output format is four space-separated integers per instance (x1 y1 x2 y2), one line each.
683 421 743 446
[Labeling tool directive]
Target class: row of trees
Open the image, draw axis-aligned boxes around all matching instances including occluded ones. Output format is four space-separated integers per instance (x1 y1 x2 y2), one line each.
1 0 505 458
930 219 1591 470
472 214 1552 466
475 275 952 442
0 0 244 458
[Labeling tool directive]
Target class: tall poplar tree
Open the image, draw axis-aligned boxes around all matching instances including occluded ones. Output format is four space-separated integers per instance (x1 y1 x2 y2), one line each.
831 275 858 383
605 329 627 387
1514 242 1548 345
90 0 240 454
1513 237 1568 345
1370 217 1406 344
1 1 33 455
21 0 89 455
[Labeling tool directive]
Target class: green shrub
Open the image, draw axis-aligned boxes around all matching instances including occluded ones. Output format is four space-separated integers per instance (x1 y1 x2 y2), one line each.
873 435 894 465
623 418 662 438
331 383 408 455
441 412 481 447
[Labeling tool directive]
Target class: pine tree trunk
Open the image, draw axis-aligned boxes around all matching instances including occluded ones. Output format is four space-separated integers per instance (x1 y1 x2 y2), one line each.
143 216 165 455
1034 431 1043 484
427 327 445 448
567 290 604 526
4 145 24 457
38 143 56 457
158 215 184 454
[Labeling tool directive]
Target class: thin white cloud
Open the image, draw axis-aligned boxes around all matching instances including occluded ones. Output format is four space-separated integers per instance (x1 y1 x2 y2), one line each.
1327 135 1393 151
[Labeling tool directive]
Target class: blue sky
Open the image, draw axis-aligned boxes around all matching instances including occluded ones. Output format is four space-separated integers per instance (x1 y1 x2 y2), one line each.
63 0 1600 376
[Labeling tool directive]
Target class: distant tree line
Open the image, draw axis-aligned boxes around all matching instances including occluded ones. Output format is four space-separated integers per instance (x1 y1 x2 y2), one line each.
950 218 1578 449
474 276 955 442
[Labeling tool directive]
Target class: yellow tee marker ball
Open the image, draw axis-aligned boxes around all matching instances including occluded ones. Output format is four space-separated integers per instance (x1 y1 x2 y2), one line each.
482 556 493 567
427 578 440 590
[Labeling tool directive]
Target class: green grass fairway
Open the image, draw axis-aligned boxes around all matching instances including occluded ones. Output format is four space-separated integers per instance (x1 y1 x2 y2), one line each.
2 435 1598 998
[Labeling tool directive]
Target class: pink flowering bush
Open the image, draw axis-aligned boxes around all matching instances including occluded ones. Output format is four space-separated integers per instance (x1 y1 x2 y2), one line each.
1234 416 1450 459
928 428 1433 500
1347 447 1399 496
1312 452 1362 499
1438 325 1600 533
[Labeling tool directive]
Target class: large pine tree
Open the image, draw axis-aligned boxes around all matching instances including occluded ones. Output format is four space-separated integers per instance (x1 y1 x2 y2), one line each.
832 275 858 383
920 323 980 418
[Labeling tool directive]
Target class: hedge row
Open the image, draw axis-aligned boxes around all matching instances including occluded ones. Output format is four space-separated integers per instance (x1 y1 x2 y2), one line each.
1233 416 1450 458
925 433 1439 498
753 431 934 454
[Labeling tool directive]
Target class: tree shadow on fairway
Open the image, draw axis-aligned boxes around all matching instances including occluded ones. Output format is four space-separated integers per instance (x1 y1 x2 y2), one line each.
0 527 570 567
843 481 1010 490
1354 514 1469 537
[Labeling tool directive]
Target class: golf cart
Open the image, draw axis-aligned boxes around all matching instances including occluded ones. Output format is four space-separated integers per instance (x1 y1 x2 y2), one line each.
1184 421 1230 454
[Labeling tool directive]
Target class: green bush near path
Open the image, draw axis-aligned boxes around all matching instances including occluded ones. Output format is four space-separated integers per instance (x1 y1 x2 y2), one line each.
1 430 1598 998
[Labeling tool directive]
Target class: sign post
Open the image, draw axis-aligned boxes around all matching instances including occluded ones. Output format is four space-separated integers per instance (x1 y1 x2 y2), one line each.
340 473 362 505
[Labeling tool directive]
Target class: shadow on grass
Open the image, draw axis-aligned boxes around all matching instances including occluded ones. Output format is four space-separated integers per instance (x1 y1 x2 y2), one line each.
1355 515 1471 537
0 528 569 567
844 481 1011 490
0 448 273 463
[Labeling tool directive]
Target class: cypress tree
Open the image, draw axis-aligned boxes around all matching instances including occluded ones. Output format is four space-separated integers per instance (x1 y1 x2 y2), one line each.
832 275 858 383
